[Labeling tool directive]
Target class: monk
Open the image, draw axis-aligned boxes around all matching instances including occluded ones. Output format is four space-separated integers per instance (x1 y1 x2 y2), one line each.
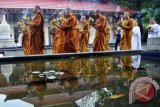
52 11 67 53
79 16 90 52
93 10 108 51
58 8 79 53
119 12 134 50
27 5 44 55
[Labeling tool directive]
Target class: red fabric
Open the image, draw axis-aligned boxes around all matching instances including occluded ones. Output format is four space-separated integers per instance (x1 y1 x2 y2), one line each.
137 86 155 103
0 0 136 12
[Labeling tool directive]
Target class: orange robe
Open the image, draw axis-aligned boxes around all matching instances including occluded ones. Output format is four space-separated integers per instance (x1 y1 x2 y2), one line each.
93 15 108 51
121 56 132 67
120 18 134 50
61 15 79 53
105 25 111 50
79 58 90 77
28 12 44 55
52 18 67 53
80 22 90 52
93 57 111 87
22 30 30 55
121 56 136 82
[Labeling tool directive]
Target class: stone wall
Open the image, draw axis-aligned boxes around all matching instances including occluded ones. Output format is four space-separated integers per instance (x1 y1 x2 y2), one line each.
147 38 160 50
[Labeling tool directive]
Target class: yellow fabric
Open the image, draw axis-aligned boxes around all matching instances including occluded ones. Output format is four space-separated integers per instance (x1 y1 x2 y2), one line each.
80 22 90 52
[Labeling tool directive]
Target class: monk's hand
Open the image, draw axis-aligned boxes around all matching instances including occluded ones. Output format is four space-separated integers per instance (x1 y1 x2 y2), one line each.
81 30 86 34
54 24 58 27
79 31 83 34
148 29 153 32
119 23 123 27
58 25 63 29
25 22 30 26
91 23 96 28
54 24 61 29
95 25 99 29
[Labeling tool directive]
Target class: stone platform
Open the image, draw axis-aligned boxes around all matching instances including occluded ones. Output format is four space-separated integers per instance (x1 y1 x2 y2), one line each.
147 38 160 50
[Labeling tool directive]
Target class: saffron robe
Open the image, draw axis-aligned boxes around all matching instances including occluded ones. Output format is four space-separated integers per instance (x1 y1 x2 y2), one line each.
120 18 134 50
61 15 79 53
28 12 44 55
93 15 108 51
80 22 90 52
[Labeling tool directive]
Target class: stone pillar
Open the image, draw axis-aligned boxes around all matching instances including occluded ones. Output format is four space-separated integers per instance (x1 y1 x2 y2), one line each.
44 22 49 46
0 14 15 47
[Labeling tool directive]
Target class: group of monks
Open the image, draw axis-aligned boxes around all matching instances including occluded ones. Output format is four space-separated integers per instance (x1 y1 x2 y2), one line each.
22 6 134 56
21 6 112 55
52 9 111 54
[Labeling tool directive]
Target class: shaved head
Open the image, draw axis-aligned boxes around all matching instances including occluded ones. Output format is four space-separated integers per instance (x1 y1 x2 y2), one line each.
80 15 86 23
65 8 72 17
66 8 72 13
124 12 130 19
95 10 100 14
34 5 41 13
59 10 64 17
95 9 101 17
124 12 129 16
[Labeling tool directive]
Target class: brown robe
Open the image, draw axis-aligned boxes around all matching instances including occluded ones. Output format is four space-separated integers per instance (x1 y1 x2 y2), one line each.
93 15 108 51
52 18 67 53
61 15 79 53
22 30 30 55
28 11 44 55
80 22 90 52
120 18 134 50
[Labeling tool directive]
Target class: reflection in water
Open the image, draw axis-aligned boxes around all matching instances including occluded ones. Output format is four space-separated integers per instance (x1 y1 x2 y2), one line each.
1 64 13 84
93 57 111 88
0 94 34 107
0 56 160 107
120 56 137 87
132 55 141 69
27 81 47 102
0 70 8 87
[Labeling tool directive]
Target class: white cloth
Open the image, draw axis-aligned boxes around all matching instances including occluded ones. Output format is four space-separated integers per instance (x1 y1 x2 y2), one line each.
132 26 141 50
132 26 141 69
148 23 160 38
132 55 141 69
17 33 23 46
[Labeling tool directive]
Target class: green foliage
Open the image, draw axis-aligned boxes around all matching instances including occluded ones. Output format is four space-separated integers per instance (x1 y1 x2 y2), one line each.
142 8 153 30
156 11 160 24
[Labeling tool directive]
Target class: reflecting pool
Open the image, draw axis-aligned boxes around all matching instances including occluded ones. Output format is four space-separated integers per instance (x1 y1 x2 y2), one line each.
0 55 160 107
